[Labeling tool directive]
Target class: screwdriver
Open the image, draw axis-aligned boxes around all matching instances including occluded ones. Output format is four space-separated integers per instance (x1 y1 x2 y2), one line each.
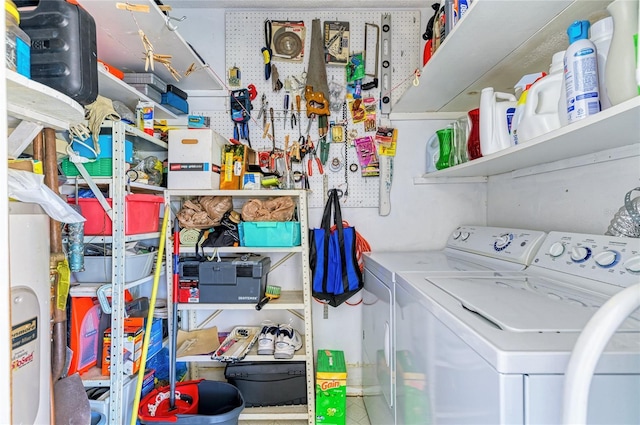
283 93 289 129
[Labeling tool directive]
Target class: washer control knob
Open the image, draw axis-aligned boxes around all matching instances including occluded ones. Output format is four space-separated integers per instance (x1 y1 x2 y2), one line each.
570 246 591 263
460 232 470 241
452 230 461 240
593 250 619 268
624 255 640 273
548 242 566 257
494 234 512 250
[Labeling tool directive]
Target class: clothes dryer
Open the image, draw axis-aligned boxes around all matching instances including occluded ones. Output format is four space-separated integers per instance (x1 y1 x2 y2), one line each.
395 231 640 424
362 226 546 425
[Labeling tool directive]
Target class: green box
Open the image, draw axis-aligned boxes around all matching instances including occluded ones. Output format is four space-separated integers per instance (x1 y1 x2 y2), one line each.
316 349 347 425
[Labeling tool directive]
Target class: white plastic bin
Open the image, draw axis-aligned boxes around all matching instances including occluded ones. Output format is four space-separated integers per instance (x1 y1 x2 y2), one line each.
73 251 156 283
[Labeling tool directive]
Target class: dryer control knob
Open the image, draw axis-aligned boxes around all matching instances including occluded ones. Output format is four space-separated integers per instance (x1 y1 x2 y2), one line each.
624 255 640 273
594 250 619 268
452 230 461 240
461 232 470 241
548 242 565 257
570 246 591 263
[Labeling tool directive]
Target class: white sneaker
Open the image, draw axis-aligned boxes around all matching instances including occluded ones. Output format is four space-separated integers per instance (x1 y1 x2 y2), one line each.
274 324 303 359
257 321 279 355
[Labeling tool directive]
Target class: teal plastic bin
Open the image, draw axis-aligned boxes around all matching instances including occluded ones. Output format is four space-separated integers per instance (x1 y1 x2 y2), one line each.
239 221 301 247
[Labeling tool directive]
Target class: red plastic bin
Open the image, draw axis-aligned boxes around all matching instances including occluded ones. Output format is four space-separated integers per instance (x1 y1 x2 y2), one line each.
69 194 164 236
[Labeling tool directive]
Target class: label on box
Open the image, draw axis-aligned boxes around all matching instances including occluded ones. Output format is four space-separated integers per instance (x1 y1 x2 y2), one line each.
179 281 199 303
170 163 210 171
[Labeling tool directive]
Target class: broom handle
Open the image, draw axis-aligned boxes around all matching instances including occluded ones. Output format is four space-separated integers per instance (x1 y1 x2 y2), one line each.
129 205 170 425
169 218 181 409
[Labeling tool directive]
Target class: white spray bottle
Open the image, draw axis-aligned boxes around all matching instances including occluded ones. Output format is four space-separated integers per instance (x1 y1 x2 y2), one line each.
564 20 600 123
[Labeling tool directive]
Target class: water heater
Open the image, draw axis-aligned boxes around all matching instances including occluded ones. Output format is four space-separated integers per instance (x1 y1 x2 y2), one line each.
10 202 51 425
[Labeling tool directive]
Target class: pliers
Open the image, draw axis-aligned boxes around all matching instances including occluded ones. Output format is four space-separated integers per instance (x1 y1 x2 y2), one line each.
307 139 324 176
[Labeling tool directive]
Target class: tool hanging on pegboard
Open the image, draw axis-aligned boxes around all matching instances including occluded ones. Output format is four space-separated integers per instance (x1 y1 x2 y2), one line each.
230 89 252 146
380 14 392 114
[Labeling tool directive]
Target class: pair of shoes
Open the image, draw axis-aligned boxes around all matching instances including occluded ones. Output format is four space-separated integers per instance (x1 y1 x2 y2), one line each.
257 322 303 359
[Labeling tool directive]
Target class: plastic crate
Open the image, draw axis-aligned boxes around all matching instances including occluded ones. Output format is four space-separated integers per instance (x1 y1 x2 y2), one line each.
69 194 164 235
61 158 113 177
71 135 134 162
73 251 156 283
239 221 301 247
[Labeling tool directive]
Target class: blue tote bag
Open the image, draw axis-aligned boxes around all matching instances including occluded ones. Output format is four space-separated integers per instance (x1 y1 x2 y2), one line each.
310 189 363 307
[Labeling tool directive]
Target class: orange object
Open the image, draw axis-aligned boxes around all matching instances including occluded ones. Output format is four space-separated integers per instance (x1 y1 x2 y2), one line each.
102 317 144 376
304 86 330 117
69 297 101 375
98 59 124 80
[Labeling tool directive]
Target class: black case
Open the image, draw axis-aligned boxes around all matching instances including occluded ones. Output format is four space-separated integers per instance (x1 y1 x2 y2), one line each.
19 0 98 105
224 361 307 407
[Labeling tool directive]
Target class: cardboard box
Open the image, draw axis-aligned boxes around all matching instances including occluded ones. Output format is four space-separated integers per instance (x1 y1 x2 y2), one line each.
220 144 258 190
316 349 347 425
168 129 228 189
102 317 144 376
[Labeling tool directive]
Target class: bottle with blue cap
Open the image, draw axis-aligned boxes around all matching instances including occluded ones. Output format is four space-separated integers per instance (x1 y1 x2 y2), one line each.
564 20 601 123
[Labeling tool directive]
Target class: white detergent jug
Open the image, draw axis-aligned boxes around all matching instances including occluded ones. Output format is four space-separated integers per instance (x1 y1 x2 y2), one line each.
479 87 517 156
518 51 564 143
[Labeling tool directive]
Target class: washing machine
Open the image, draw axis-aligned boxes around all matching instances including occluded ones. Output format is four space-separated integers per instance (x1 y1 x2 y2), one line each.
9 202 51 425
395 231 640 424
361 226 546 425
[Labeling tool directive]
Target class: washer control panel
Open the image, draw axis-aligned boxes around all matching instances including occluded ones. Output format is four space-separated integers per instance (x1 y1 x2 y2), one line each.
447 226 547 265
533 232 640 288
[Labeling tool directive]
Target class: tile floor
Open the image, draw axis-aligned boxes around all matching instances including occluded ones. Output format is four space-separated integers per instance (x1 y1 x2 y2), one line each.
345 396 371 425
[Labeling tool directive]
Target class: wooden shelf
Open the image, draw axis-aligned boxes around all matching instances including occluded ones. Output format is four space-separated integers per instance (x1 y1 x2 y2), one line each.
392 0 611 114
79 0 222 92
417 97 640 179
6 70 84 130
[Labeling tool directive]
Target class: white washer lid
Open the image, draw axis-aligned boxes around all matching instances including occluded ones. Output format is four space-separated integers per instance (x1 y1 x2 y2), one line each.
429 277 596 332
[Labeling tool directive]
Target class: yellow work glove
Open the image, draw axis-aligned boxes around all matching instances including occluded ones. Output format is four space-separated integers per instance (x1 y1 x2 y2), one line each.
84 95 121 154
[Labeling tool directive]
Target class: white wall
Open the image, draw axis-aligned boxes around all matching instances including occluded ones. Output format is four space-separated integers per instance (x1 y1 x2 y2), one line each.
487 148 640 234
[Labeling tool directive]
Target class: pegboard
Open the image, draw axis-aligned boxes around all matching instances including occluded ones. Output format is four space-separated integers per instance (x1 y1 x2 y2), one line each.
214 10 419 208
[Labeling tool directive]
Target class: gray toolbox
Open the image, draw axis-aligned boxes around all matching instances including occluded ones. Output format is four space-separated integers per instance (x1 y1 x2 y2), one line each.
197 255 270 303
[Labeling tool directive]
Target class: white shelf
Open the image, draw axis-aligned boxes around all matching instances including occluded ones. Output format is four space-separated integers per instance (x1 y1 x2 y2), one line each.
239 405 310 421
418 97 640 179
79 0 222 92
69 274 158 297
392 0 611 113
179 245 304 254
98 121 168 150
6 70 84 130
166 189 308 197
97 67 177 120
178 290 305 311
83 232 162 244
177 337 307 363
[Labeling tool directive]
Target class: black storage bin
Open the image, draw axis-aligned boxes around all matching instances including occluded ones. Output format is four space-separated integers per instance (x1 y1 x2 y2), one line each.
18 0 98 105
224 361 307 407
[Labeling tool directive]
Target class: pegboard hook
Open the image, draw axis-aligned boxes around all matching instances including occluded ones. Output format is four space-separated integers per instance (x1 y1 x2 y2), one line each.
413 68 421 86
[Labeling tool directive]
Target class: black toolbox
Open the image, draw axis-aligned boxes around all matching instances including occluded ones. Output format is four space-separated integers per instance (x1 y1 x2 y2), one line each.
224 361 307 407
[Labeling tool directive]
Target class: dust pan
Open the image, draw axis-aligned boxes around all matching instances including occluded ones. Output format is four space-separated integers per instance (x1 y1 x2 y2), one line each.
54 373 91 425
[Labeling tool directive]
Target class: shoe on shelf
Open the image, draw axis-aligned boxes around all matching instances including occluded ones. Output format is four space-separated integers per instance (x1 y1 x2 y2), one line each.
274 324 303 359
257 321 279 355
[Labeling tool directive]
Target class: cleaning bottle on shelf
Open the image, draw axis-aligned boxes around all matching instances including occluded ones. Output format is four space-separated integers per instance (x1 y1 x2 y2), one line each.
564 20 600 123
517 50 565 143
510 72 546 146
479 87 517 156
590 16 614 110
604 0 640 106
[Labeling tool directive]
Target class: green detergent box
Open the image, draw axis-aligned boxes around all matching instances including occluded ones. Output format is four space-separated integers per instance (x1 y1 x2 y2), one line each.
316 349 347 425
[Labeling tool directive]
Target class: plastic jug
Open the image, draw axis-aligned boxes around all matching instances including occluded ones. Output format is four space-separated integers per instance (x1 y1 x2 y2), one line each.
605 0 640 106
426 132 439 173
517 50 564 143
590 16 614 110
479 87 517 156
